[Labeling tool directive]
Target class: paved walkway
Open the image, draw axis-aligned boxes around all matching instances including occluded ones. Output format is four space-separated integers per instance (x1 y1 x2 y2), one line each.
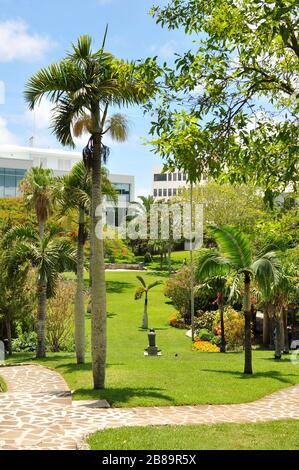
0 364 298 450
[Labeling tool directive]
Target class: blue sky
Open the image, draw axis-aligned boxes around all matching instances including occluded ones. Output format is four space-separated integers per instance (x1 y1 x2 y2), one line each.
0 0 192 197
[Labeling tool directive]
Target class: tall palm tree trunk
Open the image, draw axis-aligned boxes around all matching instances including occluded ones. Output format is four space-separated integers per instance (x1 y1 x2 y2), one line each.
74 208 86 364
142 293 148 329
263 308 270 347
89 229 93 289
283 309 289 354
244 273 252 374
5 314 12 356
274 316 282 360
36 277 47 358
219 303 226 353
91 129 107 389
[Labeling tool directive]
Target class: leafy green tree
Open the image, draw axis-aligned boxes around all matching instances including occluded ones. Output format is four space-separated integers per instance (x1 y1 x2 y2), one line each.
178 182 271 240
24 34 155 388
4 226 76 358
55 161 117 364
196 225 281 374
0 254 34 356
149 0 299 203
134 276 162 329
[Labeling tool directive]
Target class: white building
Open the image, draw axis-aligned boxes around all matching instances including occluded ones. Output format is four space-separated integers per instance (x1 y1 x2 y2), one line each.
152 166 188 199
0 145 135 203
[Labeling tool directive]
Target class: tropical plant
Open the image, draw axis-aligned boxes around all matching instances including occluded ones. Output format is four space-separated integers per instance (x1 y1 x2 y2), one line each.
196 225 281 374
195 274 236 353
46 279 76 353
214 307 245 351
261 269 291 360
19 167 54 239
0 254 35 355
24 33 153 388
4 225 76 358
134 276 162 329
55 161 117 364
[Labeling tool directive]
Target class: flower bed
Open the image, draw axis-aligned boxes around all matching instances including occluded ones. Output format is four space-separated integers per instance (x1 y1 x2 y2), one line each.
192 340 220 353
169 315 189 330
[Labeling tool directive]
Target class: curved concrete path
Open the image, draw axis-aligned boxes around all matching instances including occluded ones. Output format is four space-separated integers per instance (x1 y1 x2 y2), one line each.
0 364 299 450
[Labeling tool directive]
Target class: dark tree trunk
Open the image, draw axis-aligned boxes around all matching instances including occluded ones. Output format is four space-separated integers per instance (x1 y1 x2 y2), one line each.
5 314 12 356
263 309 270 347
274 317 282 360
74 208 86 364
244 273 252 374
283 310 289 354
36 278 47 359
219 304 226 353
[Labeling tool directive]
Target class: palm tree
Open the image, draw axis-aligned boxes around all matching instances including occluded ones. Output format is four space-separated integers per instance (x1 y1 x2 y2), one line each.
20 167 54 239
4 225 76 358
134 276 162 329
24 34 152 388
196 226 281 374
55 161 117 364
261 270 290 360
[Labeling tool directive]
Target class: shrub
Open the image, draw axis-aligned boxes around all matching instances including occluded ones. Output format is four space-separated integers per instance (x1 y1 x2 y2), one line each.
104 237 135 263
192 340 219 352
197 328 214 342
46 280 76 352
12 324 37 352
194 310 217 332
214 306 245 351
169 314 189 329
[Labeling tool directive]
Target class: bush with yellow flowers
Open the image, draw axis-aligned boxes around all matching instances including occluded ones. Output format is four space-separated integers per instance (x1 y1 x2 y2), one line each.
192 340 220 353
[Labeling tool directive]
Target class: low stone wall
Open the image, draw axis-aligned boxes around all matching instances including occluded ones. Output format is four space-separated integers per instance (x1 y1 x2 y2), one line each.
105 263 145 271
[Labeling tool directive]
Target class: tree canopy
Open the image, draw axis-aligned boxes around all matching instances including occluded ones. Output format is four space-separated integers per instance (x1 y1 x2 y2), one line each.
148 0 299 202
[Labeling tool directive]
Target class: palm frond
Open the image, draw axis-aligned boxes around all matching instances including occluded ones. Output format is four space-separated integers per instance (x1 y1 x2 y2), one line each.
210 225 252 270
3 225 38 247
136 275 146 288
148 280 163 290
106 113 130 142
252 251 282 298
196 250 230 281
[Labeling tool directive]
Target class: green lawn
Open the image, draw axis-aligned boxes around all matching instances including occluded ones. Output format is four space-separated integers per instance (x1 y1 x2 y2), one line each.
136 250 190 271
87 420 299 450
7 271 299 407
0 375 7 392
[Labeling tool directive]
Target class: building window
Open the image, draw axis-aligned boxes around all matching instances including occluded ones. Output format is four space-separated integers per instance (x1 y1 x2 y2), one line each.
173 173 177 182
163 188 167 197
154 173 167 182
183 173 187 181
112 183 131 202
168 173 172 181
158 188 162 197
153 189 157 197
173 188 177 196
178 173 182 181
0 168 26 198
168 188 172 197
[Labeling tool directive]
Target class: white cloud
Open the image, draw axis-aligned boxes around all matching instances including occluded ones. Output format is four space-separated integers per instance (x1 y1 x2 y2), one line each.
0 19 53 62
25 98 54 130
0 117 19 145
